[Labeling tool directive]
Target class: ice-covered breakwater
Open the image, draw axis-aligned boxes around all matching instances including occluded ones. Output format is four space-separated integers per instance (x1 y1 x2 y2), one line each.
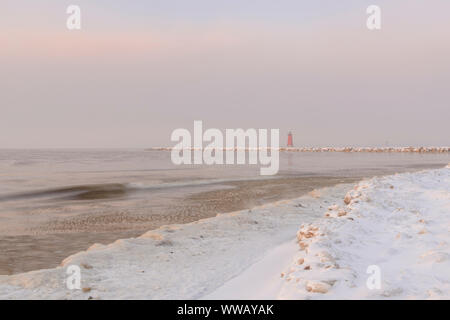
148 146 450 153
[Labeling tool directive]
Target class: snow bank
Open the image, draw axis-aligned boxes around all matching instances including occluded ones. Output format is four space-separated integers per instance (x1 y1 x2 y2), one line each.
276 166 450 299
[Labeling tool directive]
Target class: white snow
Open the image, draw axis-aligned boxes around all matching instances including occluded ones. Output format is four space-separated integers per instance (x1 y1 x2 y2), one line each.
204 240 299 300
208 166 450 299
0 167 448 300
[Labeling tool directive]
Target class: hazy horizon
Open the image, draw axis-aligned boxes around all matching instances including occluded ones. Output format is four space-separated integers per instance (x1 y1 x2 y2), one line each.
1 0 449 148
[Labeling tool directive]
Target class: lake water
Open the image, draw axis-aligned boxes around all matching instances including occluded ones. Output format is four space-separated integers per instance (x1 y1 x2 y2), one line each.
0 149 448 274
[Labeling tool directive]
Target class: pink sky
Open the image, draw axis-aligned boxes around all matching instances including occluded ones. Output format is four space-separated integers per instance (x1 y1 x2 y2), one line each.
1 1 449 148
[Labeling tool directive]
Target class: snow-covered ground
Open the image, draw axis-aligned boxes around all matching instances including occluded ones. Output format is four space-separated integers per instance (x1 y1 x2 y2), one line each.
0 167 448 299
208 166 450 299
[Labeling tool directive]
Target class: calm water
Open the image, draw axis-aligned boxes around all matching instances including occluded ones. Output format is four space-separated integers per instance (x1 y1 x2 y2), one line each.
0 149 448 233
1 149 448 192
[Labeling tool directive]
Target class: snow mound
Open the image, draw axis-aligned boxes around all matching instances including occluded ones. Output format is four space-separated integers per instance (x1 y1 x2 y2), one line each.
278 167 450 299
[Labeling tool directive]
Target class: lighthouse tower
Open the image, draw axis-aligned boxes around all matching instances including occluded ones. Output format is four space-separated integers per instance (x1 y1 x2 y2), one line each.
287 132 293 147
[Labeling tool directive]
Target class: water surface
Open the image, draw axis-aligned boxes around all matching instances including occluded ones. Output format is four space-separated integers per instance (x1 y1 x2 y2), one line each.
0 149 448 274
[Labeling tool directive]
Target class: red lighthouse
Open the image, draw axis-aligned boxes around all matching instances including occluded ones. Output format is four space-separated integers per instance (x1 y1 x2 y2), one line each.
287 132 293 147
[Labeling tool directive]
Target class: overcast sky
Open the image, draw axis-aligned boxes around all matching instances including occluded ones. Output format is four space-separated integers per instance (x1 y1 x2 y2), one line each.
1 0 449 148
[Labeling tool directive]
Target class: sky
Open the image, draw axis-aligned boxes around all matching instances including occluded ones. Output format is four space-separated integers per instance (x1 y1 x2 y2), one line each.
1 0 449 148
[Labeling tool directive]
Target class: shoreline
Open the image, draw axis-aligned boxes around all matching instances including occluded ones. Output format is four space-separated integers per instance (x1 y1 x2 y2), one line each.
0 175 359 275
0 178 355 299
0 163 446 276
0 165 448 299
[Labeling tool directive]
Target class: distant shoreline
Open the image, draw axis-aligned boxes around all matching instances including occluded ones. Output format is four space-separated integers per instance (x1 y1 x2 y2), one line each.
148 146 450 153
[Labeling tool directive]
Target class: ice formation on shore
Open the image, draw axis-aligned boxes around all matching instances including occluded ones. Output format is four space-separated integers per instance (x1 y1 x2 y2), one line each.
277 166 450 299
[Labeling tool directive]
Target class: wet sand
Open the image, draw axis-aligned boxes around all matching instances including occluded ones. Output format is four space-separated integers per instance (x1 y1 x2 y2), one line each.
0 163 445 275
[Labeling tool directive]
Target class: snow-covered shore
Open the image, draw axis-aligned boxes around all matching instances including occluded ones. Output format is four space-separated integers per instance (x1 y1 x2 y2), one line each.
208 166 450 299
0 167 448 299
0 181 351 299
